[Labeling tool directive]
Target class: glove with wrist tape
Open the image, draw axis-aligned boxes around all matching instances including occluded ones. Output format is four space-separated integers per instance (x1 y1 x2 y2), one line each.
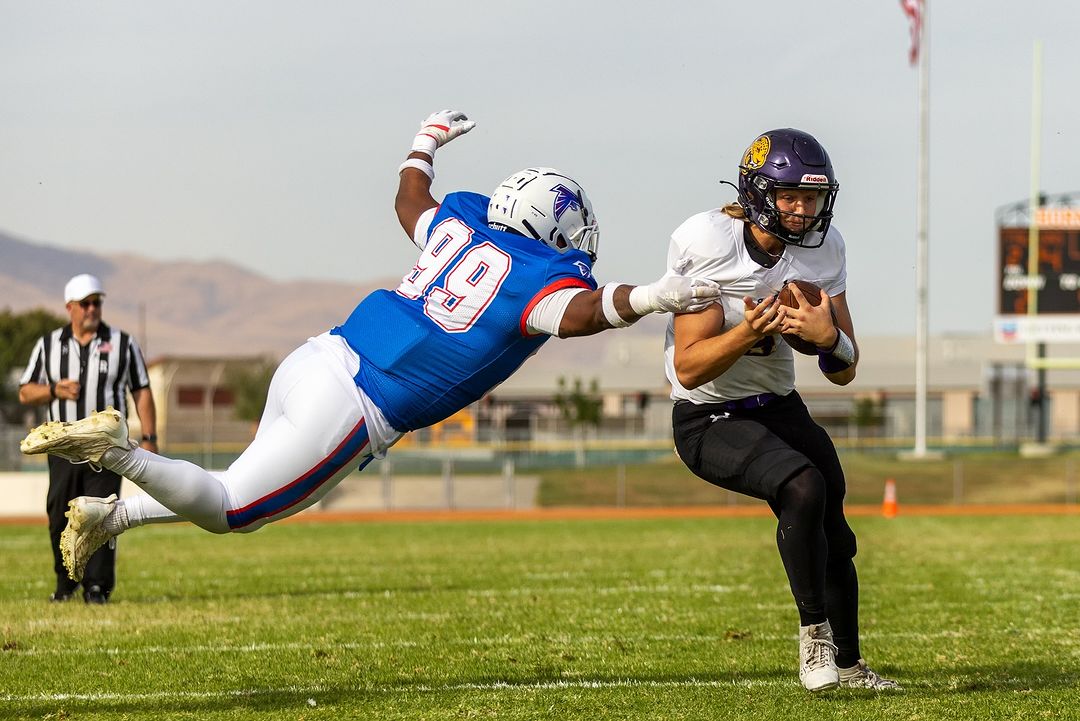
629 275 722 315
410 109 475 158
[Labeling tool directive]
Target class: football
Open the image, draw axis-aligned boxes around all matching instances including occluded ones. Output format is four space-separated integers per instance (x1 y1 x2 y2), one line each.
776 279 824 355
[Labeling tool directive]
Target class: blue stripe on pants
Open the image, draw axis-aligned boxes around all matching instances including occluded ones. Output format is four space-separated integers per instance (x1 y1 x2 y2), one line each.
226 418 370 529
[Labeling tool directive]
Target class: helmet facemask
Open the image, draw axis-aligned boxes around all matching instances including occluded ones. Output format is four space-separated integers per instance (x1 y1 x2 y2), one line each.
563 208 599 261
755 180 838 248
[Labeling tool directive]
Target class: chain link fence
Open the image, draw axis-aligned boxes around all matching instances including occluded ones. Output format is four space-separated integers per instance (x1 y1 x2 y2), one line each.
4 423 1079 511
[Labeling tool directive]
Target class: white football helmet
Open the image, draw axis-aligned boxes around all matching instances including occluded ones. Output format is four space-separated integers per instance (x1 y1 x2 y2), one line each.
487 167 599 261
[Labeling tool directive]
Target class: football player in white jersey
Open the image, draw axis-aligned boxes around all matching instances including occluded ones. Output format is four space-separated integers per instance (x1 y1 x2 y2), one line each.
665 129 899 692
20 110 721 592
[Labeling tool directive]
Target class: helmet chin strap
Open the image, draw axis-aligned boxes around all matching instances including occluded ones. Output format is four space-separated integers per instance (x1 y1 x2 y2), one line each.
488 222 527 237
762 194 827 247
723 177 825 248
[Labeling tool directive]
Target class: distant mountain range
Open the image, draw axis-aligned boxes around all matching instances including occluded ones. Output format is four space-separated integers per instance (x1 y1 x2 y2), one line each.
0 227 678 395
0 229 394 359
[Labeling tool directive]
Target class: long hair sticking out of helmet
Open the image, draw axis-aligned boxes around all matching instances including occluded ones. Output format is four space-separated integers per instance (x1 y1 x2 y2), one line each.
736 129 839 248
488 167 600 262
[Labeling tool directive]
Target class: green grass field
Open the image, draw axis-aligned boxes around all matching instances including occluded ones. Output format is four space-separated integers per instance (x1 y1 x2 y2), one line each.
536 451 1080 507
2 514 1077 720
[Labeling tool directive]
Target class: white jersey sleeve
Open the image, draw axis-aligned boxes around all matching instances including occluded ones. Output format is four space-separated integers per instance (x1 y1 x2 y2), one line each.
666 210 743 279
524 287 589 337
818 226 847 296
410 207 438 250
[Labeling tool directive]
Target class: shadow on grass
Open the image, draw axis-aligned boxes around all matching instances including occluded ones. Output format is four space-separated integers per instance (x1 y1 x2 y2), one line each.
112 581 484 604
890 659 1080 694
7 661 1077 717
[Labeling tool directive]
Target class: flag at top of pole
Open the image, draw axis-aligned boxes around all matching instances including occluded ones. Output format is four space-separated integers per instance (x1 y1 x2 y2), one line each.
900 0 924 66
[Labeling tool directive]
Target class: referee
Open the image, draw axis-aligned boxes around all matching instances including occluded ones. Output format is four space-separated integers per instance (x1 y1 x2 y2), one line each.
18 273 158 604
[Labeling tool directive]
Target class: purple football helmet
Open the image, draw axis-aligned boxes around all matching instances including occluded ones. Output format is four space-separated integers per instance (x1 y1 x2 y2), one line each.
737 128 839 248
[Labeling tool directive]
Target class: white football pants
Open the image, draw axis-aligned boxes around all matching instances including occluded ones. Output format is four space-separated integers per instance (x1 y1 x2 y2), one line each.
110 333 401 533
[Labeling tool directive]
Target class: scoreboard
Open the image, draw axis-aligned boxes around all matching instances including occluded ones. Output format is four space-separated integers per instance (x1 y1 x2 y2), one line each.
995 208 1080 343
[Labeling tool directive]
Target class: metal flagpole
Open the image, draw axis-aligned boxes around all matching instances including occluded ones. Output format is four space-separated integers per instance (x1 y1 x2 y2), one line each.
913 0 930 457
1026 41 1045 445
1025 41 1043 326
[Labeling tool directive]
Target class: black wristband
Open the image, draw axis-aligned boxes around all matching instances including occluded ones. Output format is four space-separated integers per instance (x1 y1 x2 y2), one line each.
49 382 57 399
142 434 157 443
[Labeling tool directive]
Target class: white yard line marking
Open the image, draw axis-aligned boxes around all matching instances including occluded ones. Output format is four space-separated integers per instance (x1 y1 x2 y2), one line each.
6 627 1073 657
1 677 787 704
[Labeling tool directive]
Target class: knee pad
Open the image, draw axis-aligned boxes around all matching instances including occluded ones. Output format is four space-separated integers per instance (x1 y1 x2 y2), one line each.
779 466 826 513
827 524 858 561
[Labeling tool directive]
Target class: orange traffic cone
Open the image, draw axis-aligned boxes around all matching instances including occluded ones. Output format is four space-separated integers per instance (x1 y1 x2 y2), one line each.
882 478 898 518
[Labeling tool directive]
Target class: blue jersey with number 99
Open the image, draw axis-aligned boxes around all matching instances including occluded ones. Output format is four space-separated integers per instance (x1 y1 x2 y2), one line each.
332 192 597 431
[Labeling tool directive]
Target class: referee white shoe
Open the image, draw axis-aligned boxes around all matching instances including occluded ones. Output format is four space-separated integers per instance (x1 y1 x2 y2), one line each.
799 621 840 692
20 407 133 472
61 495 123 583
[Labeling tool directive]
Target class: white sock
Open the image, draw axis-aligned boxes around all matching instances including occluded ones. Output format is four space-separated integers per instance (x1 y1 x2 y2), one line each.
103 445 146 477
118 494 183 527
103 501 129 534
99 447 231 533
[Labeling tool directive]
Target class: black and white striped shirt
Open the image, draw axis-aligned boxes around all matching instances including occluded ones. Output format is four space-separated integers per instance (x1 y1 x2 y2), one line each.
19 322 151 422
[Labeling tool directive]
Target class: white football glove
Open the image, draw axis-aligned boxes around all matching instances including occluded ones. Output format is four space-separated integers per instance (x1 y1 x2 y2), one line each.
629 275 722 315
410 110 476 157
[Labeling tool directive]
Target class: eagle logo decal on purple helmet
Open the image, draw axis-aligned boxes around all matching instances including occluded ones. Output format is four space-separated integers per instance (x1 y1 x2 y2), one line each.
550 184 583 221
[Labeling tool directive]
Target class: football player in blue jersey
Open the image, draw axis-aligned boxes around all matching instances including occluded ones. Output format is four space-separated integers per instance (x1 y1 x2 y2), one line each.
22 109 722 584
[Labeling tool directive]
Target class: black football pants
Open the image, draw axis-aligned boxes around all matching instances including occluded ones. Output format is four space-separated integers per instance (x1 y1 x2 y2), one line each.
673 391 862 665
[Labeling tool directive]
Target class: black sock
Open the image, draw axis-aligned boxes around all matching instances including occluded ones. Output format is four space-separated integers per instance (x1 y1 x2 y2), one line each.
774 469 828 626
826 557 861 667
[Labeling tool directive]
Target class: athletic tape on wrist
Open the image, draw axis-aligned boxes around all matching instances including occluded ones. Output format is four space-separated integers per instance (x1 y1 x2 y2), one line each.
602 282 634 328
627 285 655 316
398 158 434 181
410 131 440 157
818 328 855 373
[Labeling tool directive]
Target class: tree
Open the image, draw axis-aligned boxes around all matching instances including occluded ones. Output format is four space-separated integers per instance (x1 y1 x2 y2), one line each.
0 308 68 423
554 376 602 431
224 358 277 424
852 396 885 429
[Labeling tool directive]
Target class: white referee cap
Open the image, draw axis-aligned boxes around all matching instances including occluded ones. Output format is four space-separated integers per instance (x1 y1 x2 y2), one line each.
64 274 106 302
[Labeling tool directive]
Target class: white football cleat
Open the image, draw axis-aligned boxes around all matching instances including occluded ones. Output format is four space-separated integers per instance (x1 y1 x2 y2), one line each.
61 495 123 583
838 659 902 690
20 407 133 471
799 621 839 692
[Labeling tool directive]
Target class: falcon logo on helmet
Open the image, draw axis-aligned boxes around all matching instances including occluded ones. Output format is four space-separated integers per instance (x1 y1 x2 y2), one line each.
487 167 600 262
551 184 583 222
736 128 840 248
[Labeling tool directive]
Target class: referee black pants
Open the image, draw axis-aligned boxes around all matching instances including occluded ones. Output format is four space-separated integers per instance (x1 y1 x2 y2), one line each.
46 456 122 598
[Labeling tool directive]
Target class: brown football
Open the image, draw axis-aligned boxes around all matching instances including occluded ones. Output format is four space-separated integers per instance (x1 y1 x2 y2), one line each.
776 279 824 355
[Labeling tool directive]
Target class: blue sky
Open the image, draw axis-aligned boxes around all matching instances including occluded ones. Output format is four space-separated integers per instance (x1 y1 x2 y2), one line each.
2 1 1078 336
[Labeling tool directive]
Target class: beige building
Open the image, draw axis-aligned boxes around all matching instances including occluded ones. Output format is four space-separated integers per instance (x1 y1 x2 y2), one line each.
147 356 268 450
477 328 1080 445
143 332 1080 453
